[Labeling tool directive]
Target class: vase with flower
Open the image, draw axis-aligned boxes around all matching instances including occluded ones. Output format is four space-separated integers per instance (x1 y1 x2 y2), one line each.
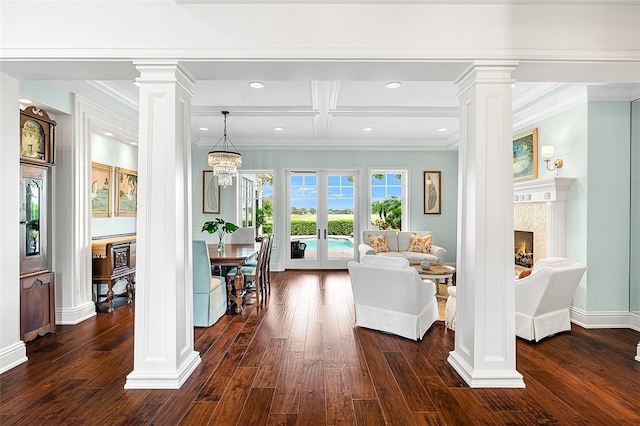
201 218 239 252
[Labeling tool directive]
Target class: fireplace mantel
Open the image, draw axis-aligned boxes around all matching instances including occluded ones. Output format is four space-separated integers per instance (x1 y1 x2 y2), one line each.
514 177 576 203
513 177 576 261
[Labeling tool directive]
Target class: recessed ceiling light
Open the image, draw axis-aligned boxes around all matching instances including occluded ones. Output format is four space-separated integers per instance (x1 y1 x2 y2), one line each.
104 132 114 136
438 128 448 132
131 142 138 146
385 81 402 89
19 98 32 104
512 83 517 88
199 127 209 131
363 127 373 132
249 81 264 89
273 127 284 131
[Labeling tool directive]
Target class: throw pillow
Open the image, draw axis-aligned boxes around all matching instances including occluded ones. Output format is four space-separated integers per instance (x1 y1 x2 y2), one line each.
368 234 389 253
518 269 532 279
408 233 433 253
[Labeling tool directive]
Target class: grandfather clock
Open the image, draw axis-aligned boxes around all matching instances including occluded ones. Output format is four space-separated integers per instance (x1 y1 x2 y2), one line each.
19 106 56 342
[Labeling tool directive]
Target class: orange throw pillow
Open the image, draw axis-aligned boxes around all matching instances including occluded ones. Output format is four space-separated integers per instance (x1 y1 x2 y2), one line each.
368 234 389 253
518 269 532 279
408 233 433 253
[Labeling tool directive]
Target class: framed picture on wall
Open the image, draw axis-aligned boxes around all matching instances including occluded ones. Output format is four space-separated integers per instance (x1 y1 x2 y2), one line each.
115 167 137 216
424 171 441 214
203 170 220 214
513 128 538 181
91 162 112 217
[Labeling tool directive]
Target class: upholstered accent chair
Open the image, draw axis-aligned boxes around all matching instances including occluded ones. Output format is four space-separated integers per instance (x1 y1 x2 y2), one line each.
347 255 439 341
192 240 227 327
515 257 587 342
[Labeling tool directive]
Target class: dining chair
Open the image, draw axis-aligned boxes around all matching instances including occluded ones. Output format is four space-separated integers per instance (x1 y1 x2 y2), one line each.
230 227 256 244
262 235 274 294
226 235 269 304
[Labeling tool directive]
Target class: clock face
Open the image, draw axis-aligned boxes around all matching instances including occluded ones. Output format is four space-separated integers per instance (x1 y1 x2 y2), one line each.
21 119 45 160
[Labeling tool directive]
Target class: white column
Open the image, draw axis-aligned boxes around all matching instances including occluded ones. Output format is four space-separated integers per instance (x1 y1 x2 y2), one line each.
636 341 640 362
0 73 27 373
125 62 199 389
448 62 525 388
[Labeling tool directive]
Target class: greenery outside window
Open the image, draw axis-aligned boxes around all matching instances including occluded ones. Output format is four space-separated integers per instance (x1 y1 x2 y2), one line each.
370 170 407 231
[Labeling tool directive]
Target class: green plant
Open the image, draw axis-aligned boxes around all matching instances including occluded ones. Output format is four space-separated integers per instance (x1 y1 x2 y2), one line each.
201 218 239 242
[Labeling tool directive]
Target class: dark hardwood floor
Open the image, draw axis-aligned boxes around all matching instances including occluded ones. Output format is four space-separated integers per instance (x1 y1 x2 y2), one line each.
2 270 640 425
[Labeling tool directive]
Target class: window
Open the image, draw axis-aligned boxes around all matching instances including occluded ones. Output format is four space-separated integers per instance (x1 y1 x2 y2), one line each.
369 170 407 231
238 171 274 237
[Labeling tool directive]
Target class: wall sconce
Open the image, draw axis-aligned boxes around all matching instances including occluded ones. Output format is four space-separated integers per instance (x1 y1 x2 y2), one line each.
541 145 564 173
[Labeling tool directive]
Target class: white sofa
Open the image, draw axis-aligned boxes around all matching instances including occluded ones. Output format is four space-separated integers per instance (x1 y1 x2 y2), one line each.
515 257 587 342
347 255 439 340
358 230 447 264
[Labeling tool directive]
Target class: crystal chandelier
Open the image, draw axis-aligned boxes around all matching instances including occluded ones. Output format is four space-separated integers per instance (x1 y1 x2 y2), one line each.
207 111 242 188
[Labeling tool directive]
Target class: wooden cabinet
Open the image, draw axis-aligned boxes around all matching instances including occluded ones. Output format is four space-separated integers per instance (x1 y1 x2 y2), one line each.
92 235 136 313
20 272 55 342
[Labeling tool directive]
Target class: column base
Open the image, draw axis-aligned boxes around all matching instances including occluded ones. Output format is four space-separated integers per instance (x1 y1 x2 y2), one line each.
448 350 525 388
124 351 201 389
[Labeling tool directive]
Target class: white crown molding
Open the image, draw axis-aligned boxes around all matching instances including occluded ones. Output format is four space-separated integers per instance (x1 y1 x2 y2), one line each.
588 84 640 101
88 80 139 109
512 82 564 112
513 84 588 132
175 0 640 4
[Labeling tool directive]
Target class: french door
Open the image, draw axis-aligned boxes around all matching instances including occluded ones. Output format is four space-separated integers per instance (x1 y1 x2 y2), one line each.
286 170 358 269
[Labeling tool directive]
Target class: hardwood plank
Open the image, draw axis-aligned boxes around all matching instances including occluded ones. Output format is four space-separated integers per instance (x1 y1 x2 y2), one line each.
384 351 437 412
356 327 416 425
352 399 386 426
209 367 258 426
270 350 303 414
418 375 474 425
324 367 356 425
177 401 218 425
295 359 326 424
253 338 287 388
239 387 275 425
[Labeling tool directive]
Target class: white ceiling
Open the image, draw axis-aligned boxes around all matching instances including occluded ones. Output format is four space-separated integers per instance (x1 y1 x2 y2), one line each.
48 78 586 151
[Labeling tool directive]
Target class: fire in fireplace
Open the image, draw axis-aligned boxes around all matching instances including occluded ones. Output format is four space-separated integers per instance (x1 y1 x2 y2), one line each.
514 230 534 268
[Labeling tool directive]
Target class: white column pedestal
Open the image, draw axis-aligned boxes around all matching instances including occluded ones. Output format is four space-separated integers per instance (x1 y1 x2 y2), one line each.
448 62 525 388
125 62 199 389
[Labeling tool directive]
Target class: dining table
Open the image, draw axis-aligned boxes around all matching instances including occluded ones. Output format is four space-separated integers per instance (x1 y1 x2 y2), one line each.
208 243 259 314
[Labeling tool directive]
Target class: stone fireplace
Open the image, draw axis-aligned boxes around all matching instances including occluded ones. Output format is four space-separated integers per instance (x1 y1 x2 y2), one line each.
514 177 575 266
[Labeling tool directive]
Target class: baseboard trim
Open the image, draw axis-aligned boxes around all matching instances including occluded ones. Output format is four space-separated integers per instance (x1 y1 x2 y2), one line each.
0 341 28 375
570 307 640 332
56 302 96 325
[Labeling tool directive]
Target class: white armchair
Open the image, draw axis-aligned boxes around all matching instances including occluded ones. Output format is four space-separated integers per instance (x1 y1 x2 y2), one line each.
347 255 439 341
515 257 587 342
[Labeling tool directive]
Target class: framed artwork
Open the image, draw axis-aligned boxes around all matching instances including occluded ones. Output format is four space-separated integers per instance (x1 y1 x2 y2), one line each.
423 171 441 214
20 106 56 165
513 128 538 181
115 167 138 216
91 162 112 217
203 171 221 214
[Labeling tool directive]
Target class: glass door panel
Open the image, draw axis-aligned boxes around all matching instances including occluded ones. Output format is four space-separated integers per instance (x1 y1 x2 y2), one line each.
287 171 357 269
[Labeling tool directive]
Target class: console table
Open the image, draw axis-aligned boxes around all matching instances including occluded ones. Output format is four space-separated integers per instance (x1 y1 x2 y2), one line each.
92 234 136 313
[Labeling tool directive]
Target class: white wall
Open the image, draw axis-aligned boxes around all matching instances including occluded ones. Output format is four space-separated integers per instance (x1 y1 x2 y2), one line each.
0 73 27 373
587 101 632 312
91 133 138 237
